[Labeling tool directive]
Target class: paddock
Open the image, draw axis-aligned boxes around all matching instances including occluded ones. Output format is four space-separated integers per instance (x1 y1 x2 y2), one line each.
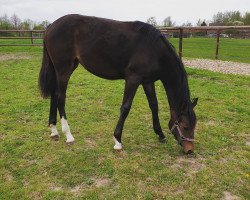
0 42 249 199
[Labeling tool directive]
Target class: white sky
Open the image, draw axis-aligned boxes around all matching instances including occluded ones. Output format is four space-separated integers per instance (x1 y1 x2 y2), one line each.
0 0 249 25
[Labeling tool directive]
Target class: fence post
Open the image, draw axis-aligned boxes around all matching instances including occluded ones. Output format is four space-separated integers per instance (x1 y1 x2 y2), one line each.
179 28 183 60
215 30 220 59
30 31 34 44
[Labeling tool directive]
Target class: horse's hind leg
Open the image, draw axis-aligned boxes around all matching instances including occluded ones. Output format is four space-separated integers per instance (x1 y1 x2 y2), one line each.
49 92 59 140
56 74 75 144
113 75 140 150
142 83 166 143
55 60 78 144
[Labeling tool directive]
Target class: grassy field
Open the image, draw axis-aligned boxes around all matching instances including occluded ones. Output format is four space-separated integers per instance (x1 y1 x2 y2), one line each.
168 37 250 63
0 47 249 199
1 37 250 63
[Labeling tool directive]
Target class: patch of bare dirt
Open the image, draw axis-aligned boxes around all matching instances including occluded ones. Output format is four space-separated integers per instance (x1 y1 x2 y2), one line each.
92 177 111 188
3 170 13 182
206 120 217 126
22 179 29 187
69 177 111 194
29 191 42 200
84 138 96 149
53 187 62 191
70 185 82 193
221 191 241 200
171 156 205 174
0 134 5 139
184 58 250 75
0 54 31 61
246 141 250 146
48 182 63 192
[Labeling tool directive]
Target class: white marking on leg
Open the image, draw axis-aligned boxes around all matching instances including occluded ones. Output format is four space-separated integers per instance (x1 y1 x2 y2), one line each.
113 137 122 150
61 117 74 143
50 124 59 137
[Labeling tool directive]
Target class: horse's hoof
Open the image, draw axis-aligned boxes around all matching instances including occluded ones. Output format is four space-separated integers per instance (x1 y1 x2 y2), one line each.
159 137 166 143
113 137 122 150
66 141 75 145
113 144 122 150
51 134 60 141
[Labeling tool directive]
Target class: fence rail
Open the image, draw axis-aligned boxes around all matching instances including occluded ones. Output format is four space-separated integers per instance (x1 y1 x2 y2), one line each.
0 30 44 46
159 26 250 60
1 26 250 60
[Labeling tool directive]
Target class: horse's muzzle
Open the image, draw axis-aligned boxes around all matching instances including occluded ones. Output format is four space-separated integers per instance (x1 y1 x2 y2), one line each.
182 140 194 154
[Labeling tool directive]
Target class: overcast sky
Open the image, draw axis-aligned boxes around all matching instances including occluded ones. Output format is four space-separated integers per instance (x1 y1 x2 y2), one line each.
0 0 249 25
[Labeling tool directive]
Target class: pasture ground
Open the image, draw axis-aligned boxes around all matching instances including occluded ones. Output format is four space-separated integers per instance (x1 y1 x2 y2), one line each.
0 46 249 199
1 37 250 63
169 38 250 63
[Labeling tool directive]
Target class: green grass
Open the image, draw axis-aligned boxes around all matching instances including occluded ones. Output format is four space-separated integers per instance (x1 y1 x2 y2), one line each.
0 38 42 45
1 37 250 63
169 38 250 63
0 48 249 199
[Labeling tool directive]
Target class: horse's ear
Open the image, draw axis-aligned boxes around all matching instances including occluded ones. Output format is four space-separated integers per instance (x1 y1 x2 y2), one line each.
192 98 198 108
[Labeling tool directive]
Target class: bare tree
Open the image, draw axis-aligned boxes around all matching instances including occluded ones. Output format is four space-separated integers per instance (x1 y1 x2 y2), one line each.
196 19 202 26
146 17 157 27
163 16 175 27
41 20 50 29
182 21 193 27
10 14 21 29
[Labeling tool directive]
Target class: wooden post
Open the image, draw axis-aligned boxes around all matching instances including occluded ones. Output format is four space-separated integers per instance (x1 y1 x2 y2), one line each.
179 28 183 60
215 30 220 59
31 31 34 44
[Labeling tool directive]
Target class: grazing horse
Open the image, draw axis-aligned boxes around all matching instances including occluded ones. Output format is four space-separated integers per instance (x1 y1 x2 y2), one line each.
39 14 198 154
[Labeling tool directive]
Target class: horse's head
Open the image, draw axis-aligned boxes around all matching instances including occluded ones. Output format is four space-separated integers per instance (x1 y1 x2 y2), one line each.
169 98 198 154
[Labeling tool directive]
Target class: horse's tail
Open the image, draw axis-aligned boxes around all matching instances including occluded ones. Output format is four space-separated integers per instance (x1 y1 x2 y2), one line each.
38 41 56 98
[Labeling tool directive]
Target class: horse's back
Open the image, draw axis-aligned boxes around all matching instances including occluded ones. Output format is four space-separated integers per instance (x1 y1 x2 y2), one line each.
44 14 165 81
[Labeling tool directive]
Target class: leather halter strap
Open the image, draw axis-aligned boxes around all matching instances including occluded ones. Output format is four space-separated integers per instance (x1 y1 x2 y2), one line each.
170 121 194 142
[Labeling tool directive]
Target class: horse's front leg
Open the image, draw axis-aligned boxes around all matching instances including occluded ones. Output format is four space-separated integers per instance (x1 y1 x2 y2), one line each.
142 83 166 143
113 75 140 150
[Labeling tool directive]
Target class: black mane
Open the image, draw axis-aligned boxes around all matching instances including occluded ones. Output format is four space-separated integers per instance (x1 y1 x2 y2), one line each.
133 21 163 43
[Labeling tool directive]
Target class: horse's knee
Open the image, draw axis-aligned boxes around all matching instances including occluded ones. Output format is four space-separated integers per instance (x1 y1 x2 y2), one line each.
120 105 131 118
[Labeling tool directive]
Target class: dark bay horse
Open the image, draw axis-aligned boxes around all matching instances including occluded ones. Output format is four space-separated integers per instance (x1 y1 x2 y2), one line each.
39 14 198 154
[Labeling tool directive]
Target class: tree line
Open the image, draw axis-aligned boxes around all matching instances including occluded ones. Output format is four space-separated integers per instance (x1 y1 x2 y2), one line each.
0 11 249 31
147 11 250 27
0 14 50 30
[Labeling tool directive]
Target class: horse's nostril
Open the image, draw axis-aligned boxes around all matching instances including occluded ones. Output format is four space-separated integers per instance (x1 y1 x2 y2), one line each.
186 150 193 154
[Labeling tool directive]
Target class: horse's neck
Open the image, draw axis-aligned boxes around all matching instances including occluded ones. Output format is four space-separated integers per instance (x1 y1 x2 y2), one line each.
162 72 190 119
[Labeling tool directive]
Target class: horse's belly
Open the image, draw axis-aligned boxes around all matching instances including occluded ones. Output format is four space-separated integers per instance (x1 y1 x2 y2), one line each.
80 60 125 80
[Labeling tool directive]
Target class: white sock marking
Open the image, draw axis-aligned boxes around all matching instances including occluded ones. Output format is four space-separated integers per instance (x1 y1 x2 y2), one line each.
50 124 59 137
113 137 122 150
61 117 74 143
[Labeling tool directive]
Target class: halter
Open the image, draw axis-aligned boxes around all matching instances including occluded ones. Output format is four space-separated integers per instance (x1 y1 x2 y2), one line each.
170 120 194 142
